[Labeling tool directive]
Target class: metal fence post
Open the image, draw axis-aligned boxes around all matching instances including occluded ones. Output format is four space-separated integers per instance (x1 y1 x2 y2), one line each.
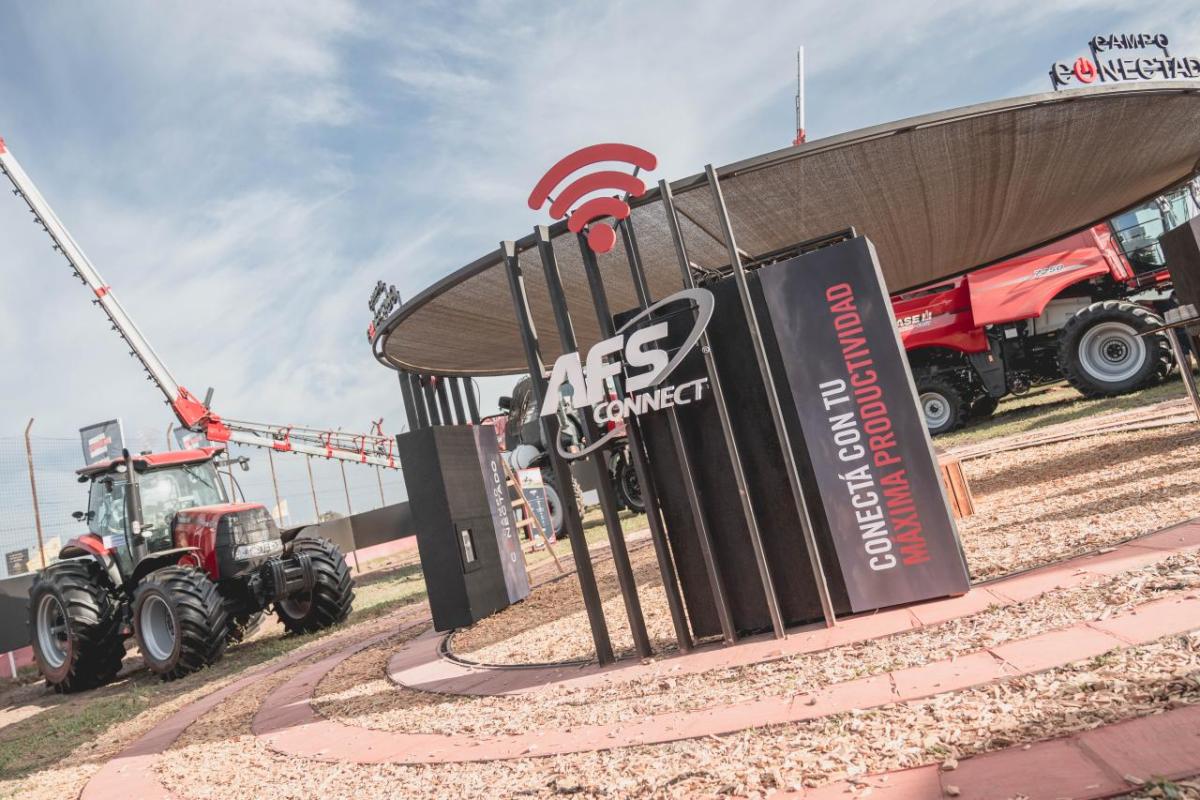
306 455 320 522
501 240 615 665
704 164 836 628
267 447 284 524
24 418 47 569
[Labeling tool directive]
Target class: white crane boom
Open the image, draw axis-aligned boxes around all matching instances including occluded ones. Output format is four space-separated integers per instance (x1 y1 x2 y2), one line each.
0 136 399 469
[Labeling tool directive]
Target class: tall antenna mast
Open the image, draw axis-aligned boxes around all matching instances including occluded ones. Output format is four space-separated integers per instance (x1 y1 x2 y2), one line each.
793 46 806 146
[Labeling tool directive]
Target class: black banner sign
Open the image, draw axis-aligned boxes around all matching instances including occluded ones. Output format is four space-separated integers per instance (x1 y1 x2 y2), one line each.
473 426 530 603
757 236 970 612
79 418 124 466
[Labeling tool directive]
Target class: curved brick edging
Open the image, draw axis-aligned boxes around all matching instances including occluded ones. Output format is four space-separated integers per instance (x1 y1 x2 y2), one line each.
393 519 1200 697
254 590 1200 763
795 702 1200 799
80 609 431 800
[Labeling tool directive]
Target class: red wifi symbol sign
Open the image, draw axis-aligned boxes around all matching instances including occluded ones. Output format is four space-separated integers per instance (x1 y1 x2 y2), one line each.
528 143 657 253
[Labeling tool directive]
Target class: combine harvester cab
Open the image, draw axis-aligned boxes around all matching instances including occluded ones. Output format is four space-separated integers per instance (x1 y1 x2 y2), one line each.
895 185 1199 434
28 448 354 692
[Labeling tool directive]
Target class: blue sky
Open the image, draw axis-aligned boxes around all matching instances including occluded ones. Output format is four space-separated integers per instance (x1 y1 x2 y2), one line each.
0 0 1196 529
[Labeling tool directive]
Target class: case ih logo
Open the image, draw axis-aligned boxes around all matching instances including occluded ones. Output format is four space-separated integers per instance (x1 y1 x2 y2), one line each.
541 288 713 459
1050 34 1200 89
895 310 933 330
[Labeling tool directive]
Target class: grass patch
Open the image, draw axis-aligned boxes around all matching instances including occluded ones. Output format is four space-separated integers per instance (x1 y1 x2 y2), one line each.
938 376 1189 448
0 561 431 783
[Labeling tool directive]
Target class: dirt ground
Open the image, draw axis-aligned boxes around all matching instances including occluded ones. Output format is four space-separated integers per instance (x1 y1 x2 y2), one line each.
4 418 1200 799
451 423 1200 666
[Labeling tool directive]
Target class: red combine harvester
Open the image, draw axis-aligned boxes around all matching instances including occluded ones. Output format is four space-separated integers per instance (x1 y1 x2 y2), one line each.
31 447 352 691
893 184 1200 434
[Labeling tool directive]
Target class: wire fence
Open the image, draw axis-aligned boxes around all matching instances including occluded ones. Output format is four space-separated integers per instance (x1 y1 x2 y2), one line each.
0 424 407 580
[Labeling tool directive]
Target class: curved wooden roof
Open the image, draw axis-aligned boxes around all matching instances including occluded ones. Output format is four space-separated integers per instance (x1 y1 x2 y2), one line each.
375 82 1200 377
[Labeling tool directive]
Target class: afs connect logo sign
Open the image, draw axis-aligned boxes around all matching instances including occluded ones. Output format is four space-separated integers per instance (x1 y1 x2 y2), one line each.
540 288 714 459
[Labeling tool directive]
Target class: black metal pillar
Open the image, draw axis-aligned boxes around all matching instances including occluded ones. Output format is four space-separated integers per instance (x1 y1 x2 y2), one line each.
597 225 735 644
409 373 430 429
704 164 836 627
464 377 481 424
398 371 420 431
654 184 785 638
449 377 468 426
422 376 442 426
605 223 697 650
536 227 653 658
435 377 454 424
501 240 615 665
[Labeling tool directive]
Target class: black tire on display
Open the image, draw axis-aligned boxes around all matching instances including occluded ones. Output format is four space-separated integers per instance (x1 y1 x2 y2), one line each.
969 394 1000 420
275 537 354 635
132 566 228 681
916 376 968 436
28 560 125 693
1057 301 1171 398
615 455 645 513
543 481 566 538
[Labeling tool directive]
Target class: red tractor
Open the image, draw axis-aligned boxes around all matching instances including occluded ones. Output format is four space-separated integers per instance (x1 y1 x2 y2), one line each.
892 185 1199 434
28 447 354 692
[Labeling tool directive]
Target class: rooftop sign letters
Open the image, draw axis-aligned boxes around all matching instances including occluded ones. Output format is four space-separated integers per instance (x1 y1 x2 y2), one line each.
1050 34 1200 90
367 280 400 343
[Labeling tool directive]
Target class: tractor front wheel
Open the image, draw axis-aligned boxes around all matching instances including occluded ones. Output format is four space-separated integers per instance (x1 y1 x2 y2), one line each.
132 567 228 681
1058 301 1171 397
916 376 968 436
29 560 124 693
275 537 354 635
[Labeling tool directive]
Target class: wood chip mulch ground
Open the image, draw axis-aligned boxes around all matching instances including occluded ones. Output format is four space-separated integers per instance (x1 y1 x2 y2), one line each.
155 629 1200 799
452 424 1200 667
313 548 1200 736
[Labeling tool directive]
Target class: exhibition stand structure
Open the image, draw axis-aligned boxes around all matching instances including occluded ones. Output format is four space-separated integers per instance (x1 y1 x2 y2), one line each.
373 82 1200 664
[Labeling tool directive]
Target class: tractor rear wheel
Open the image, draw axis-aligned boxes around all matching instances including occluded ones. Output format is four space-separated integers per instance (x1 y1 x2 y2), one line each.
916 376 967 436
1058 301 1171 397
275 537 354 635
132 567 228 681
28 560 124 693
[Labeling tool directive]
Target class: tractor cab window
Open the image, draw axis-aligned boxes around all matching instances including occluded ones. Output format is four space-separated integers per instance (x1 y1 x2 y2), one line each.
137 463 227 551
88 478 133 574
1112 188 1200 274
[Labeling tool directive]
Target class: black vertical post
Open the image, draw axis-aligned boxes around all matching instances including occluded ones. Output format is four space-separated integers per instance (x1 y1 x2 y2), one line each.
435 377 454 424
398 371 420 431
704 164 836 627
449 377 468 425
593 223 693 651
536 227 653 658
464 377 481 424
655 184 786 639
409 373 430 430
598 226 736 644
501 240 615 665
422 376 442 426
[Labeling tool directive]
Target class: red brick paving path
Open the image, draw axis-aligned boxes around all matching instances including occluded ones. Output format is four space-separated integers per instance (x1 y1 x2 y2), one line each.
82 520 1200 800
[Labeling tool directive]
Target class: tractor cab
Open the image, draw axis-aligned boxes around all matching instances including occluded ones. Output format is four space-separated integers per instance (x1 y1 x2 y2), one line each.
75 448 231 578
